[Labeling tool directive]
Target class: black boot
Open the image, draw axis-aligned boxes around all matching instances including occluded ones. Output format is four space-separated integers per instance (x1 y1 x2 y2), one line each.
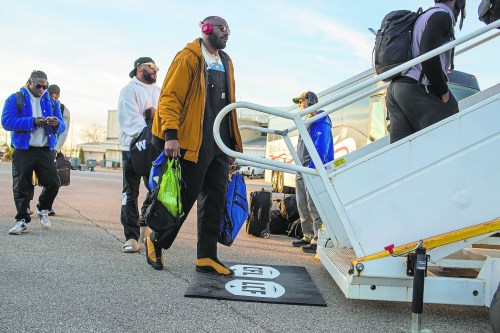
301 243 317 254
145 232 164 270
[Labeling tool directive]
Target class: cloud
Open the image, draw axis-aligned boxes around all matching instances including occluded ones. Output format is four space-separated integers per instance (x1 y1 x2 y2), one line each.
2 0 497 142
256 1 373 61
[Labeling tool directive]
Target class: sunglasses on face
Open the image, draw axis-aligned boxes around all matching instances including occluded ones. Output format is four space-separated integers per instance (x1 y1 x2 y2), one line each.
140 63 159 72
31 80 49 90
213 24 230 35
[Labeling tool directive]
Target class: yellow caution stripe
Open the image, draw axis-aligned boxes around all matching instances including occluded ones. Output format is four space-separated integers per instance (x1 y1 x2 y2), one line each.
351 218 500 267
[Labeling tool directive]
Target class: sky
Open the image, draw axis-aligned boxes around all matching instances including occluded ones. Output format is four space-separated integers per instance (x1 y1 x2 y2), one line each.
0 0 498 146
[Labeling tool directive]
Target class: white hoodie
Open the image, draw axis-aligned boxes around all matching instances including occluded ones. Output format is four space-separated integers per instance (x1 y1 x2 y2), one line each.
117 76 160 151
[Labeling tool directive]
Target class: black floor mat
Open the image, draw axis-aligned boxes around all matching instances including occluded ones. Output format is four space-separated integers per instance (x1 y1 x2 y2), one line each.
185 262 326 306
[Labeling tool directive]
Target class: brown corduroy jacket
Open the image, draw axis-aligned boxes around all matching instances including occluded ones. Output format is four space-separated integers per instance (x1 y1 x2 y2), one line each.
151 38 242 163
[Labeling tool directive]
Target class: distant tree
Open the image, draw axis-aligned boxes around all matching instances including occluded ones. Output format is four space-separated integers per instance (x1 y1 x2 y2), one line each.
3 146 13 161
80 123 106 143
78 148 85 164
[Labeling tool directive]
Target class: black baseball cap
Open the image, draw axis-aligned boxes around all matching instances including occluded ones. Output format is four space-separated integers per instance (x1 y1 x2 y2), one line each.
129 57 155 78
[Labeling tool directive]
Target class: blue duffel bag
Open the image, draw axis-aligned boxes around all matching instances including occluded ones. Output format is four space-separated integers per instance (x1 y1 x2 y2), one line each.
219 173 248 246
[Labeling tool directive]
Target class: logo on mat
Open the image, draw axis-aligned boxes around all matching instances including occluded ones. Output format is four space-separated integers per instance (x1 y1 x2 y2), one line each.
230 265 281 279
225 280 285 298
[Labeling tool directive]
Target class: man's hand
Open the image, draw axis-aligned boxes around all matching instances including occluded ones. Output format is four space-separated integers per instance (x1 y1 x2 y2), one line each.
164 139 181 157
441 91 450 103
34 117 47 128
46 116 59 127
229 158 239 171
150 107 156 119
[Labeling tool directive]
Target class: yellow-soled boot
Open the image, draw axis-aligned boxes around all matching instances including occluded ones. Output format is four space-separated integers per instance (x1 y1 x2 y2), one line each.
145 234 163 270
195 258 234 277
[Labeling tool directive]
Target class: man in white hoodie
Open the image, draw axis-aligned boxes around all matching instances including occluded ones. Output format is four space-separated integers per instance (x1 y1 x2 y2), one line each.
118 57 160 253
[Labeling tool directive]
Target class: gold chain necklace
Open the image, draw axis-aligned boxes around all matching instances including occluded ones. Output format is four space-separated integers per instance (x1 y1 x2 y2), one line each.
202 43 220 69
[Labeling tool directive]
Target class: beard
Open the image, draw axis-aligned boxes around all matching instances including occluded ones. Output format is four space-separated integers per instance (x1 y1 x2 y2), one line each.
208 33 227 50
141 68 156 84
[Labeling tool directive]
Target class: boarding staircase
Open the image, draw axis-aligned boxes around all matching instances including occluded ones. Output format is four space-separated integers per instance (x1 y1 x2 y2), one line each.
213 20 500 319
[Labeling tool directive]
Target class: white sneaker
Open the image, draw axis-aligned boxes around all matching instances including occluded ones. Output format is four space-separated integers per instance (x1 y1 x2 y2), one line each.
36 208 51 229
9 220 28 235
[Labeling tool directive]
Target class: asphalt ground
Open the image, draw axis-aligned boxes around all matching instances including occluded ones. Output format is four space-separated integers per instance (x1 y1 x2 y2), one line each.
0 161 493 333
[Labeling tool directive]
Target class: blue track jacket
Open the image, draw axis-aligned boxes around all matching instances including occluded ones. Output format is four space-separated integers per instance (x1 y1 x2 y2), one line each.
2 87 65 150
308 110 334 169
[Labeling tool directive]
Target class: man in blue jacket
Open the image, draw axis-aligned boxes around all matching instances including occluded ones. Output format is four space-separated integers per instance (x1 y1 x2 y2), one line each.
1 70 65 235
292 91 334 254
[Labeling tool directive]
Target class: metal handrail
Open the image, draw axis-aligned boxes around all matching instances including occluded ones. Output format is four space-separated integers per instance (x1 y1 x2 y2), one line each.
273 30 499 118
235 125 295 174
214 20 500 175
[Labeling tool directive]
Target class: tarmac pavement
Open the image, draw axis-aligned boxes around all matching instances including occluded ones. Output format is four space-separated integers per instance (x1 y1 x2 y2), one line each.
0 161 493 333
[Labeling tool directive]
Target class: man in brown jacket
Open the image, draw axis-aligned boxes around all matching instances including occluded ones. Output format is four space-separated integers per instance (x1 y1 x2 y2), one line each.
146 16 242 275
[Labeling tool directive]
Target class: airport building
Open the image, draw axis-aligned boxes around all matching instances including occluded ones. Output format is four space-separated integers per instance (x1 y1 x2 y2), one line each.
77 108 273 167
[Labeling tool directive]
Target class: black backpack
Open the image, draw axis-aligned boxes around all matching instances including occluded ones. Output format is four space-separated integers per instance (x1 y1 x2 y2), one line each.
373 8 444 82
279 196 299 224
373 8 429 82
373 7 455 82
286 219 303 239
479 0 500 25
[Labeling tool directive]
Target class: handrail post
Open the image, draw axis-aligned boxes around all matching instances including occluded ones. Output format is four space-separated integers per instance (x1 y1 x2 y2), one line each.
403 245 432 333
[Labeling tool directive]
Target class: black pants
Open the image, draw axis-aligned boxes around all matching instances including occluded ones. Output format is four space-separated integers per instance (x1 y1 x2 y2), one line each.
386 80 459 143
121 150 151 241
12 147 60 222
153 142 230 259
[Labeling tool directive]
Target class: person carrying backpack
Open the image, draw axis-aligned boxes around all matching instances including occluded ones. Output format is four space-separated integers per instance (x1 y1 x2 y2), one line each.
1 70 65 235
47 84 70 216
385 0 466 143
27 84 71 216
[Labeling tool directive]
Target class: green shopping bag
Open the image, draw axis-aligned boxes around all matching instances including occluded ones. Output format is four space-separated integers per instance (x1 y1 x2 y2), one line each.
157 158 184 219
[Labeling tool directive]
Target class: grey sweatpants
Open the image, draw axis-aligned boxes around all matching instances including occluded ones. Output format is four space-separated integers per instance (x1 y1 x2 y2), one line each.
295 173 322 241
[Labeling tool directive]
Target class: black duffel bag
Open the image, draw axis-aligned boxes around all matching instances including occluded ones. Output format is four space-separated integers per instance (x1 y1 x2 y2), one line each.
269 209 287 234
56 153 71 186
130 109 159 177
